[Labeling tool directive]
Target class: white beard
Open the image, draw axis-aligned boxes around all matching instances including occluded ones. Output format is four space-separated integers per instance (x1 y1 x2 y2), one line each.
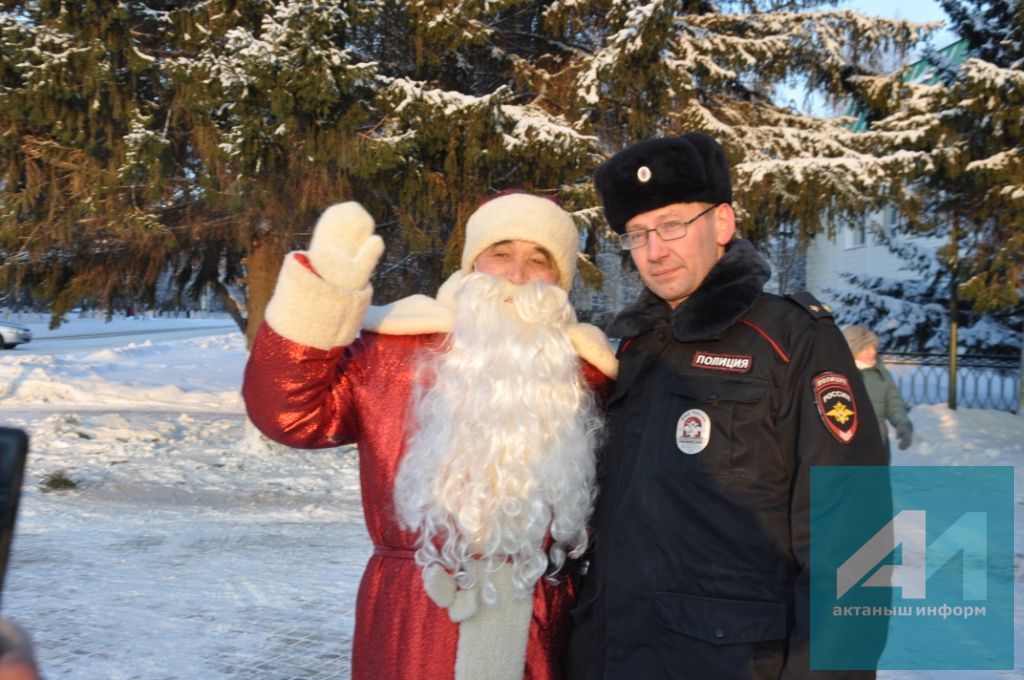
393 273 601 602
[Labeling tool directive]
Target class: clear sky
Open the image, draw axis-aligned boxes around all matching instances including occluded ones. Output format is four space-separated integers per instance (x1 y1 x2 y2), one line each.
840 0 958 48
776 0 959 113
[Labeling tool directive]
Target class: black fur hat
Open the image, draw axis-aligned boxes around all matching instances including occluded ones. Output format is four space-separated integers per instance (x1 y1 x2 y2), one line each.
595 132 733 233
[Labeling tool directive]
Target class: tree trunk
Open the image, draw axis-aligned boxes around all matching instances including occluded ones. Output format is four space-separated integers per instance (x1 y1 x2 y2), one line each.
244 232 291 350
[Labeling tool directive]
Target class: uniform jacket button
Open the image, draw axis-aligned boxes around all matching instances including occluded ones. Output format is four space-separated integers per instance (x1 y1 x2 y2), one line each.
713 627 726 639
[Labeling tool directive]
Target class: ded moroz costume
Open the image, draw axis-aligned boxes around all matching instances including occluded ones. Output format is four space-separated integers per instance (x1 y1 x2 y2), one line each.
243 193 616 680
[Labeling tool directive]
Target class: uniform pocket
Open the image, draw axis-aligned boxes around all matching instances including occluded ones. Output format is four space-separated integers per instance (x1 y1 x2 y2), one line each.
655 591 786 644
654 591 787 679
658 377 765 476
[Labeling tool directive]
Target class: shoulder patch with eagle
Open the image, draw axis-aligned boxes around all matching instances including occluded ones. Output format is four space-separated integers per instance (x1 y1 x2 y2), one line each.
812 372 858 443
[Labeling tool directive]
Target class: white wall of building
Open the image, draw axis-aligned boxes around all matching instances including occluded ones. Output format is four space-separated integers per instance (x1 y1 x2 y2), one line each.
805 207 920 307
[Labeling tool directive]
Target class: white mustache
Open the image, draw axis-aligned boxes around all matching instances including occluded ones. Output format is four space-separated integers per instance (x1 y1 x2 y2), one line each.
459 273 574 327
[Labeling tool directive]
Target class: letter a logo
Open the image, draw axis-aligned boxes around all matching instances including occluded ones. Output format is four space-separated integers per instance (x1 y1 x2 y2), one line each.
836 510 987 600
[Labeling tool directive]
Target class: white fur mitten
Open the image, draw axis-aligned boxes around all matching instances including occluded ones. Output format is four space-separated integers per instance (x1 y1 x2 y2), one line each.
307 202 384 291
423 564 457 609
422 564 481 622
264 201 385 350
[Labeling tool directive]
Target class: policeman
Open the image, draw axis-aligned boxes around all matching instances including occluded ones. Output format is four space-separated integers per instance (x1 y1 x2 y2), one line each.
567 133 888 679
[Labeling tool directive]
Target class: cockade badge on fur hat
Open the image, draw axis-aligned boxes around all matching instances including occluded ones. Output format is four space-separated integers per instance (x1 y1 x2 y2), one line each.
595 132 733 234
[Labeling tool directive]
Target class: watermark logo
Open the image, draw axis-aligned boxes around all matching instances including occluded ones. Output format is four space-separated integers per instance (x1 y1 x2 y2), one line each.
810 466 1013 670
836 509 987 600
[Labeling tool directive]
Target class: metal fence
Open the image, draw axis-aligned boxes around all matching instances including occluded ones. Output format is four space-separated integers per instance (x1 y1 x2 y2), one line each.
881 353 1021 413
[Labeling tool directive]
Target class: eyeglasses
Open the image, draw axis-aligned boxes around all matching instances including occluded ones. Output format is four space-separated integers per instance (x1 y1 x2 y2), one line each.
618 204 720 250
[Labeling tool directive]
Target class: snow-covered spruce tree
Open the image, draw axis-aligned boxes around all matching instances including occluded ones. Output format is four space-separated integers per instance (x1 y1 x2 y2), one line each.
346 1 604 298
825 227 1022 353
3 0 940 333
159 0 946 311
847 0 1023 348
161 0 382 343
552 1 938 246
0 0 177 325
0 0 607 333
350 0 941 312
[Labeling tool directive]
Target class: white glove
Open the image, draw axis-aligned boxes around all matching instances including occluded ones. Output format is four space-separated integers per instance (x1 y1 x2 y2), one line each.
306 202 384 291
422 564 481 623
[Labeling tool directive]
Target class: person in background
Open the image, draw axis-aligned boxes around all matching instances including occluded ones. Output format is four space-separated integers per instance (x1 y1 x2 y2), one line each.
843 325 913 458
243 192 616 680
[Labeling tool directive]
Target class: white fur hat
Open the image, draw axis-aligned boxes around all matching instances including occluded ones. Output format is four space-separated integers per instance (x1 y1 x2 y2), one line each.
460 193 579 291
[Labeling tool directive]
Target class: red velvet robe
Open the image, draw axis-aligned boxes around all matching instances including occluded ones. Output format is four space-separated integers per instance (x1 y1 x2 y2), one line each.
243 323 612 680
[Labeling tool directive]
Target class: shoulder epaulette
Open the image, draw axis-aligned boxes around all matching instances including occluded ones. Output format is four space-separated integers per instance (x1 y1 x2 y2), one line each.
786 292 834 320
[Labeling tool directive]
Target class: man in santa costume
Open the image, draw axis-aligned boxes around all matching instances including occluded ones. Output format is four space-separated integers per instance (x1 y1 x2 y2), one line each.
242 192 617 680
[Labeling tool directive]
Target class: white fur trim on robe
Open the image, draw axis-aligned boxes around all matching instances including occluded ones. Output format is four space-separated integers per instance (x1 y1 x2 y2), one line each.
264 254 372 351
362 271 618 378
453 563 534 680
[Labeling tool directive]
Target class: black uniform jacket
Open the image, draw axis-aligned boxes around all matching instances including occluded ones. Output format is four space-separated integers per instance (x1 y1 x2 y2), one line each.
567 239 888 680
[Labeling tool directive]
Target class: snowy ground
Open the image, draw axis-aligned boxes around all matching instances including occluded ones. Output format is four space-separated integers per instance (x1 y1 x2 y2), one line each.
1 317 370 679
0 316 1021 679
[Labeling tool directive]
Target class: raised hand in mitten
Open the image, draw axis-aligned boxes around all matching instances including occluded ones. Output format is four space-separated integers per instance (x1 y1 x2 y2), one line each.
306 202 384 291
260 201 384 350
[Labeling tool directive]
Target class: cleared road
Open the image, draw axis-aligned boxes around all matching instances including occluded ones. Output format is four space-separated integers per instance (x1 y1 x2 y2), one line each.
5 320 240 355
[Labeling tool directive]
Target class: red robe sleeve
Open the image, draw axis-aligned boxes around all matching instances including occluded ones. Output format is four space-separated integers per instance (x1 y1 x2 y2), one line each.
242 321 365 449
581 359 615 407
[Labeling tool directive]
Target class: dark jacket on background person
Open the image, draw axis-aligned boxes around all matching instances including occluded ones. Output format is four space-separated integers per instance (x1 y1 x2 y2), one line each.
858 359 911 456
566 239 889 680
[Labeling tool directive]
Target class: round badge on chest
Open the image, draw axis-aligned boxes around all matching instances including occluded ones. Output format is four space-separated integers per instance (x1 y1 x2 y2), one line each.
676 409 711 454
